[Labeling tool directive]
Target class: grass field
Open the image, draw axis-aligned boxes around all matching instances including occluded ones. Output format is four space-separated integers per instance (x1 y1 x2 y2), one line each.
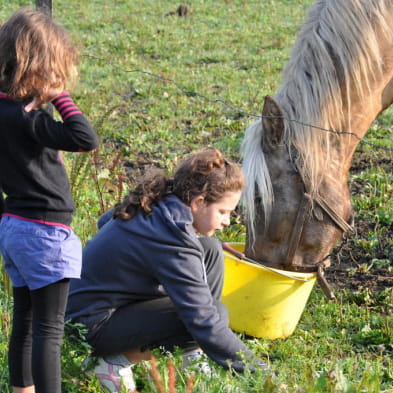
0 0 392 392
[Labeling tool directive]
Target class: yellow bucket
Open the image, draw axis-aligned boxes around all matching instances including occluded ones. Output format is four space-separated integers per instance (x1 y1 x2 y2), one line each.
222 243 317 339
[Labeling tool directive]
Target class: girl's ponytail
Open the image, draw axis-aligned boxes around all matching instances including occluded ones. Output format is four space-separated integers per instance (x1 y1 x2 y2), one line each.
114 170 171 220
113 147 244 220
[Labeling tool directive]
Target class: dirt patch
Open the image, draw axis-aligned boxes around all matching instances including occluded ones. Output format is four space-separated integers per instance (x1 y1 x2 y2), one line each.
325 152 392 293
326 224 393 293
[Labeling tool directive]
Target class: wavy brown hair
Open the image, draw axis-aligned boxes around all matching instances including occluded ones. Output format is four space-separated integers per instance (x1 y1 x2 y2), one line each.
114 147 245 220
0 7 78 105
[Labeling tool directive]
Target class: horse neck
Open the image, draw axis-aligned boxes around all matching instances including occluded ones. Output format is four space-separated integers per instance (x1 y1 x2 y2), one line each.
340 74 393 173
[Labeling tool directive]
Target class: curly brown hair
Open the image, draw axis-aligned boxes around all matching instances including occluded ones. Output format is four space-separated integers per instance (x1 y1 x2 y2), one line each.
114 147 245 220
0 7 78 105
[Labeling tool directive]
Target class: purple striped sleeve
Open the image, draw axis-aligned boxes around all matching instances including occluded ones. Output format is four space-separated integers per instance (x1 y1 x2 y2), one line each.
51 92 83 120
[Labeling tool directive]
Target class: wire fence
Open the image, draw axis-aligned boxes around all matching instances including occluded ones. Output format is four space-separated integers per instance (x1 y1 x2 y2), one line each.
84 54 393 154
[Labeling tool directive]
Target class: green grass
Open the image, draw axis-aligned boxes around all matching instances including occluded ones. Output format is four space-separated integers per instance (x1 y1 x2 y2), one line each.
0 0 392 392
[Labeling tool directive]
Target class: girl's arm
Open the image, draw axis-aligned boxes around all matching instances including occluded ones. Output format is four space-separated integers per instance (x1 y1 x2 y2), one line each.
24 92 99 152
151 242 263 372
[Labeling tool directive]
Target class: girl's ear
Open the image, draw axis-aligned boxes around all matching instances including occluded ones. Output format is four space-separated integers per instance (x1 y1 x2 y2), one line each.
189 195 205 212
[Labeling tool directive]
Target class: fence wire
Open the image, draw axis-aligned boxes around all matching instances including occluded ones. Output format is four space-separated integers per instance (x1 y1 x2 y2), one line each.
84 54 393 154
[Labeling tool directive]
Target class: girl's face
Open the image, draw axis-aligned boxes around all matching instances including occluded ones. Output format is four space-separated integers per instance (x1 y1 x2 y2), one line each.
190 190 242 237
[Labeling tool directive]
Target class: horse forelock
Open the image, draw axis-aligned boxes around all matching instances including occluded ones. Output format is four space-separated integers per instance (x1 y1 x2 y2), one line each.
241 119 273 243
273 0 393 196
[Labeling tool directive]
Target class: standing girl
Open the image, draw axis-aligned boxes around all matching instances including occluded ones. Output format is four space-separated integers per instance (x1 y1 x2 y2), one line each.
0 8 98 393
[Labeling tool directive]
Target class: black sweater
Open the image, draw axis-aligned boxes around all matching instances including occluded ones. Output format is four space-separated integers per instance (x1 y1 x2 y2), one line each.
0 93 98 225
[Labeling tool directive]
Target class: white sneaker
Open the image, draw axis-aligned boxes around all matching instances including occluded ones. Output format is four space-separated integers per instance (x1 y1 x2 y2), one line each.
182 349 212 376
86 357 136 393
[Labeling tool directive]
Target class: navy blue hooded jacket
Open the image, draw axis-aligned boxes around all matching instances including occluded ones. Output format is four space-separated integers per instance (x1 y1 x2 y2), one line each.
67 195 262 371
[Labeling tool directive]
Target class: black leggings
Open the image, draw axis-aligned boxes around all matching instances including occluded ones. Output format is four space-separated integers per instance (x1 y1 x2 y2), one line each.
9 279 69 393
88 237 228 357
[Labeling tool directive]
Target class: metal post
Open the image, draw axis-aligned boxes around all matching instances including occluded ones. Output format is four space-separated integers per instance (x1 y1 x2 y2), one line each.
36 0 52 16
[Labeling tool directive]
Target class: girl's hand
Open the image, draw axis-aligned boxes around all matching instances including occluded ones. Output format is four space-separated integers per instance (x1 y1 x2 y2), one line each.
24 97 40 112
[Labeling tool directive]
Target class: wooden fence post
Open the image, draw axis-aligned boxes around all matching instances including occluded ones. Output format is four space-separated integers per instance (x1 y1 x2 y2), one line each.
36 0 52 16
36 0 53 116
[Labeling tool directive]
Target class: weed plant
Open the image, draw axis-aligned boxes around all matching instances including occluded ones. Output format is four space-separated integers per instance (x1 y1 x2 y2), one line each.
0 0 392 392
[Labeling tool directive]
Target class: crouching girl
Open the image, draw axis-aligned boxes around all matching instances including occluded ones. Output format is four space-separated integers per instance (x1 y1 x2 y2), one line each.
66 147 268 392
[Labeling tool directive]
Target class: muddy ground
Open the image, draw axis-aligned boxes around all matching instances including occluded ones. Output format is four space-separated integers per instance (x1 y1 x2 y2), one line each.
326 223 392 294
325 152 392 294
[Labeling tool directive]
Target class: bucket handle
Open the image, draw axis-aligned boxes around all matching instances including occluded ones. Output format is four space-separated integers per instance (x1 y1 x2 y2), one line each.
221 242 309 282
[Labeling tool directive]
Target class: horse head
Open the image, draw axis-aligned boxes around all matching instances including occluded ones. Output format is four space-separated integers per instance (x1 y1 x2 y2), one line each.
242 96 353 274
241 0 393 283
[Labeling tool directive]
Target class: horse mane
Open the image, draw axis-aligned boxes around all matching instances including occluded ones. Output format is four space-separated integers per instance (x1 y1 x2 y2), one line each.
242 0 393 242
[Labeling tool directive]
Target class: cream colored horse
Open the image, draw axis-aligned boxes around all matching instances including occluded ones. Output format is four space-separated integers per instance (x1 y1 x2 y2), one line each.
242 0 393 279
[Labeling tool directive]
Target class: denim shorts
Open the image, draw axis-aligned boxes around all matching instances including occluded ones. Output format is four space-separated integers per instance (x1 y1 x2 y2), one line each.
0 215 82 290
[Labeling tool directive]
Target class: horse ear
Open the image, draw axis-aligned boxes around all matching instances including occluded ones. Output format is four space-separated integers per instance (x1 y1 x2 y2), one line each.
262 95 284 148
